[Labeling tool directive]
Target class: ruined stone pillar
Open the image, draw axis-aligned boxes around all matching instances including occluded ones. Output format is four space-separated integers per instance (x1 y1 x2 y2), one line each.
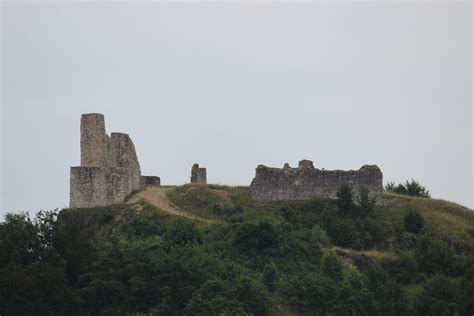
191 163 207 184
80 113 114 167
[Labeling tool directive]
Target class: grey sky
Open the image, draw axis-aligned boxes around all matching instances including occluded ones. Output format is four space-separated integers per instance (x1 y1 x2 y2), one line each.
1 1 472 217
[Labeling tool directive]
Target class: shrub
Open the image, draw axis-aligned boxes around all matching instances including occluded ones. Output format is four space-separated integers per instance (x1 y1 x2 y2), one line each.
404 208 424 234
385 180 430 198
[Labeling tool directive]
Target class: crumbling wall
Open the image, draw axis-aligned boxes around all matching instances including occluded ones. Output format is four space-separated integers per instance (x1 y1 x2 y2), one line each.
70 113 143 208
70 167 127 208
80 114 115 167
249 160 383 201
111 133 141 195
190 163 207 184
140 176 161 186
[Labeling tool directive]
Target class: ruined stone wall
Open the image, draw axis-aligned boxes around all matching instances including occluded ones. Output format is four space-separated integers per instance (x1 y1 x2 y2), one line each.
110 133 141 195
140 176 161 186
190 163 207 184
249 160 383 201
70 114 142 208
70 167 127 208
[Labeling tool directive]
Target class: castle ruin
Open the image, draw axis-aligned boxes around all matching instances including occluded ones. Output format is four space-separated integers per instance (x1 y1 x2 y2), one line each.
190 163 207 184
70 113 158 208
69 115 383 208
249 160 383 201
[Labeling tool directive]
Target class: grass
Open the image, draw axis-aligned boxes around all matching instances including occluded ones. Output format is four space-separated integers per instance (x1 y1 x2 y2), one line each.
164 185 474 251
380 193 474 247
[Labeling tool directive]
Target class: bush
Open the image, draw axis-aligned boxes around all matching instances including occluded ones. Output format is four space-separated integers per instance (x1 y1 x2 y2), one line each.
385 180 430 198
404 208 425 234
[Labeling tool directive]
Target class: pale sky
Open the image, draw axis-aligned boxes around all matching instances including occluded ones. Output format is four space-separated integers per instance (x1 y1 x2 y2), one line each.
1 1 473 217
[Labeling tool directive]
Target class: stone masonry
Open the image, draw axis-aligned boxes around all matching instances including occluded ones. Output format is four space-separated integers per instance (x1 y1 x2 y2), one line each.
249 159 383 201
190 163 207 184
70 113 142 208
140 176 161 186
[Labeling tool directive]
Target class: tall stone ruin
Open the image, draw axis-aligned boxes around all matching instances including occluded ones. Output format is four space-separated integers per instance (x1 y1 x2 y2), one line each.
70 113 142 208
249 159 383 201
190 163 207 184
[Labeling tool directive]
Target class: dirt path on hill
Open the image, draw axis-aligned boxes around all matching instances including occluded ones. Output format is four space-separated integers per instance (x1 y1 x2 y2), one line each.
127 186 215 224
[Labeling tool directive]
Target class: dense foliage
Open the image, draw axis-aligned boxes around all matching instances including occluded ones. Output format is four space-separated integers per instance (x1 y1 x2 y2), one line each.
385 180 431 198
1 184 473 315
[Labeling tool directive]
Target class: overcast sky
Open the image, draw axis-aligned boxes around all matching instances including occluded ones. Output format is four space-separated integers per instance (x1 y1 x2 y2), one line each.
1 1 472 217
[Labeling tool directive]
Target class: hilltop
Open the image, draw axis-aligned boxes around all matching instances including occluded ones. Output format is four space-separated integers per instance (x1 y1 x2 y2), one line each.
131 184 474 255
1 184 473 315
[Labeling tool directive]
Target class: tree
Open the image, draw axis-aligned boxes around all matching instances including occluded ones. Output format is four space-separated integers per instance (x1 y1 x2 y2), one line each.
404 208 425 234
404 179 430 198
357 187 376 215
321 251 344 281
0 262 80 316
0 212 40 268
263 261 277 292
385 180 430 198
163 217 202 246
384 182 396 192
415 236 455 274
416 275 460 315
337 183 354 214
233 220 278 252
280 273 337 314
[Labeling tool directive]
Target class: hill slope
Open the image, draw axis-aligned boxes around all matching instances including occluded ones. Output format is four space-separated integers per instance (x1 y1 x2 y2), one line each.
1 184 473 315
146 184 474 253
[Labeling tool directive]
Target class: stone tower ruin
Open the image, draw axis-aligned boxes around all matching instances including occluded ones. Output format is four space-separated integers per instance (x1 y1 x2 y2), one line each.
249 159 383 201
190 163 207 184
70 113 142 208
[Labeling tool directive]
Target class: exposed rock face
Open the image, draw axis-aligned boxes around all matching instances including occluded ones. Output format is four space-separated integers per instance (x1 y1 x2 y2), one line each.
249 159 383 201
70 114 143 208
190 163 207 184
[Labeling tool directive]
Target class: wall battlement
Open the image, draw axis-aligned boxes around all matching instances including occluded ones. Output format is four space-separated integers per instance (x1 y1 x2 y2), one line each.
70 114 142 208
249 160 383 201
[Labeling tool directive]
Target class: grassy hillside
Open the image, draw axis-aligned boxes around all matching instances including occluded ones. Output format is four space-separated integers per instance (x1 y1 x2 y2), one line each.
167 184 474 252
1 184 473 315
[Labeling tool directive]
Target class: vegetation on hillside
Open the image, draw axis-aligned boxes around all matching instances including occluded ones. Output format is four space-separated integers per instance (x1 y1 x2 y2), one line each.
385 180 431 198
1 184 474 315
